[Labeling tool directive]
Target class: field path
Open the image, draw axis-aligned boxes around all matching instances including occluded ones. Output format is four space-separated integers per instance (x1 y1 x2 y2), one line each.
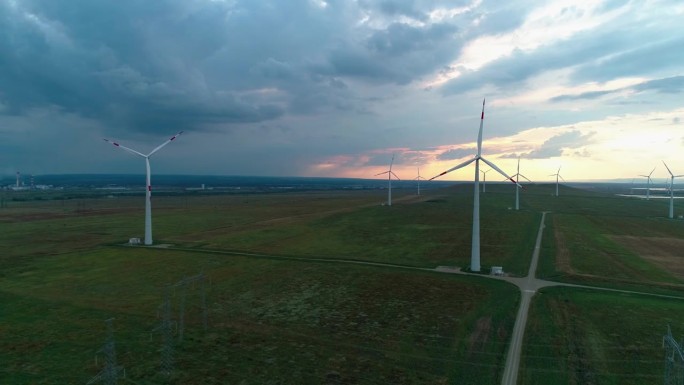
499 212 551 385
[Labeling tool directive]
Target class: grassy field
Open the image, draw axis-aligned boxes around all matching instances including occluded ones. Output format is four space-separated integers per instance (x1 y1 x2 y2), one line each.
0 186 535 384
0 186 541 275
0 247 519 384
513 184 684 291
519 286 684 385
2 182 684 384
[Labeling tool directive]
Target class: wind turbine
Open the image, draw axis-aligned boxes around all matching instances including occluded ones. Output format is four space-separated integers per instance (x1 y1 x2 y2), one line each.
550 166 565 197
511 156 532 210
414 167 426 196
430 99 521 272
480 169 490 193
104 131 183 245
662 161 683 219
375 154 400 206
638 167 656 200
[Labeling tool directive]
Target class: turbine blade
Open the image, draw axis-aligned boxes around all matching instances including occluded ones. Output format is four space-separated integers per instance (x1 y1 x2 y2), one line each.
476 99 485 156
389 153 395 171
391 171 400 180
663 161 674 177
519 174 533 182
104 139 146 158
148 131 184 157
559 174 566 182
429 157 477 180
649 167 656 177
375 171 390 176
480 157 522 188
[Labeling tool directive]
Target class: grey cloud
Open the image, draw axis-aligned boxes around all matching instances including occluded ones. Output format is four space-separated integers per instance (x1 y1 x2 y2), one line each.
437 148 476 160
520 130 593 159
573 37 684 83
440 2 684 95
549 76 684 103
468 0 536 36
550 90 615 102
632 76 684 94
367 22 458 56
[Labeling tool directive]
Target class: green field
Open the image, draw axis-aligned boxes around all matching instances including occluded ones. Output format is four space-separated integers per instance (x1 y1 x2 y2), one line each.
0 247 519 384
520 286 684 385
2 182 684 384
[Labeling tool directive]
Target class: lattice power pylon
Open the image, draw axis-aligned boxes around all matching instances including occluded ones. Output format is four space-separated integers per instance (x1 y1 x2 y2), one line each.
663 325 684 385
87 318 125 385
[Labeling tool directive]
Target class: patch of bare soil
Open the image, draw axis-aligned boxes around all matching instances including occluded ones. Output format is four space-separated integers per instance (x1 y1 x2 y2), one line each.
553 217 575 274
467 317 491 356
608 235 684 279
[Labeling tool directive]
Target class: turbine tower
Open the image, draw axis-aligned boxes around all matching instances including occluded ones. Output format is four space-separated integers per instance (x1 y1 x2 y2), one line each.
511 156 531 210
375 154 400 206
662 161 683 219
638 167 656 200
550 166 565 197
480 169 490 193
104 132 183 245
414 167 426 195
430 99 521 272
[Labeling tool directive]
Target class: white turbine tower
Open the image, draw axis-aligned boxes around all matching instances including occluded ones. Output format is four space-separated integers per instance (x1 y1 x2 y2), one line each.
662 161 683 219
638 167 656 200
511 157 532 210
104 131 183 245
480 169 490 193
375 154 400 206
414 167 426 196
430 99 521 272
550 166 565 197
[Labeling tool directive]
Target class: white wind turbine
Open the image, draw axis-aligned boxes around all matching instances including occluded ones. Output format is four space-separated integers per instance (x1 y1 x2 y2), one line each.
480 169 490 193
511 156 532 210
375 154 400 206
104 131 183 245
638 167 656 200
430 99 521 272
662 161 683 219
414 167 426 196
550 166 565 197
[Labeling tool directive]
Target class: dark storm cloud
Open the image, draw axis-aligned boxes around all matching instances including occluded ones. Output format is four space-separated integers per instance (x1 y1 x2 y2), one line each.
519 130 593 159
0 0 470 136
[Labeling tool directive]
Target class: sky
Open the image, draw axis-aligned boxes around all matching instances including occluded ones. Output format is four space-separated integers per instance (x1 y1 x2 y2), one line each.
1 0 683 183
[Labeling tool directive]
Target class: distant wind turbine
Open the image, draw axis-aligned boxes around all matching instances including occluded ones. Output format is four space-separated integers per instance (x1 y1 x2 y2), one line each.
638 167 656 200
104 131 183 245
375 154 400 206
430 99 521 272
662 161 683 219
414 167 426 196
550 166 565 197
480 169 490 193
511 157 532 210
